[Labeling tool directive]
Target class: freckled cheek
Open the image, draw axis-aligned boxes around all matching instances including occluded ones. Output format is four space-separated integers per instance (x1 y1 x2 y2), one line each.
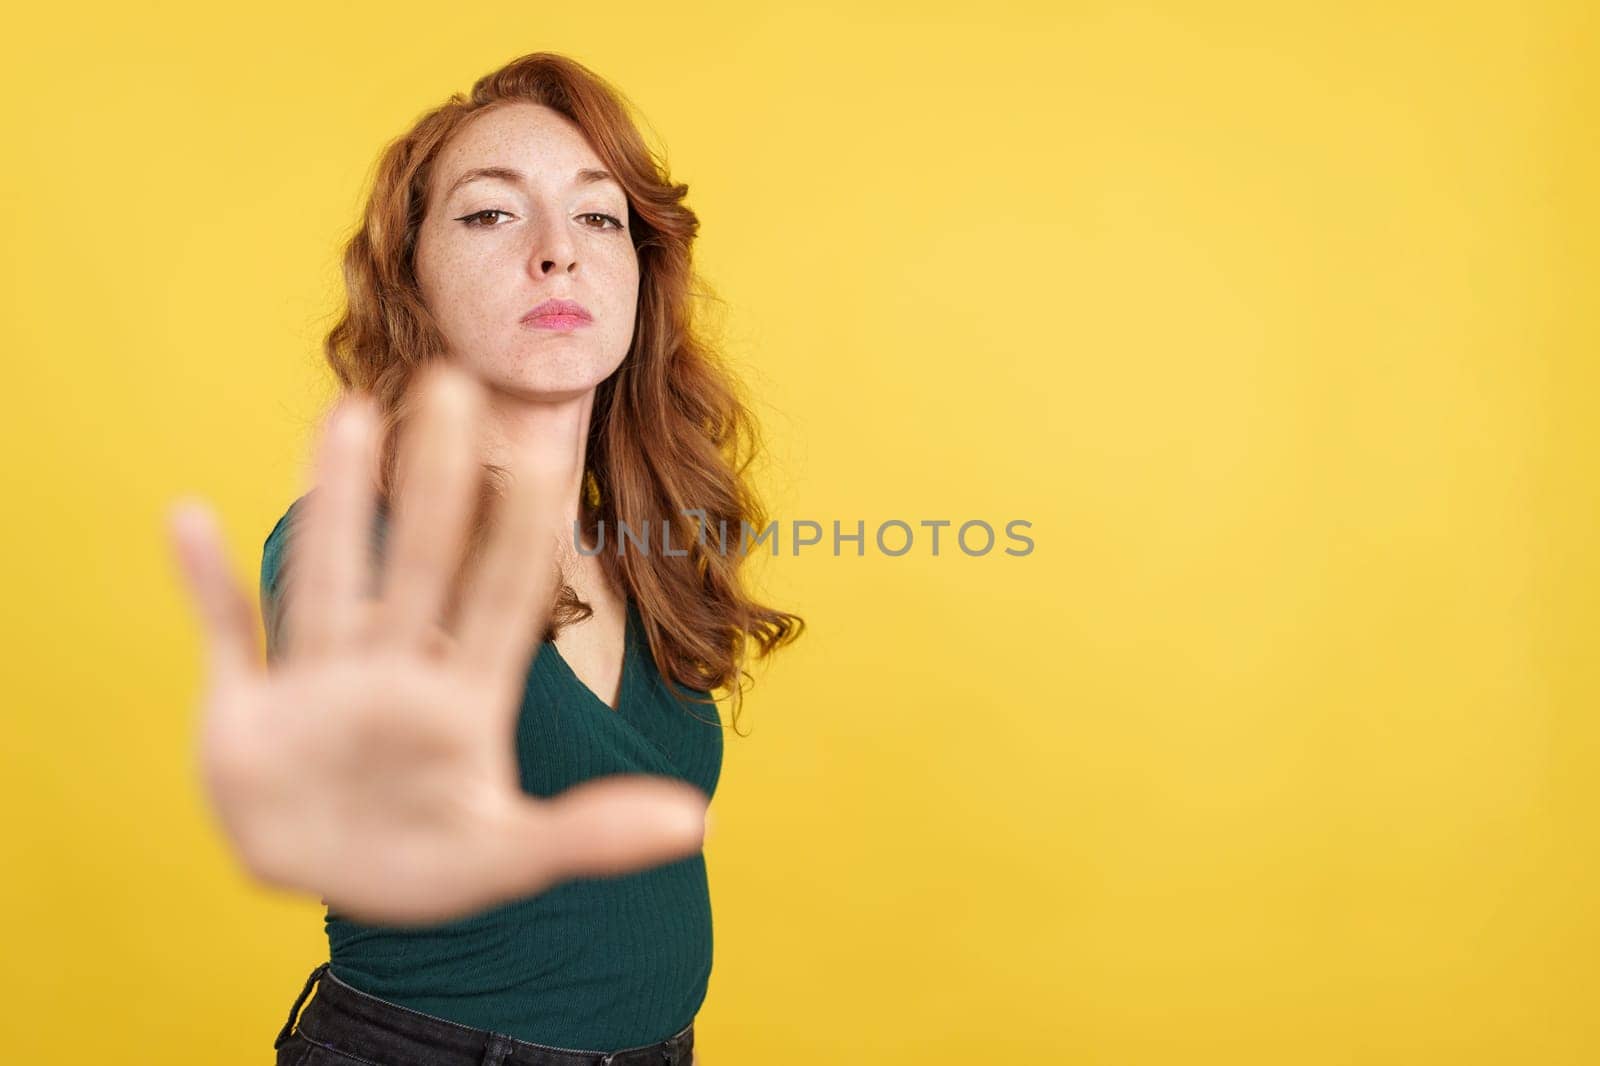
434 253 506 318
603 269 640 336
602 258 641 312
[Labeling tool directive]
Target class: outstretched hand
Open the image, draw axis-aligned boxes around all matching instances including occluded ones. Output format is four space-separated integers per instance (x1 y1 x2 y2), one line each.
167 363 709 926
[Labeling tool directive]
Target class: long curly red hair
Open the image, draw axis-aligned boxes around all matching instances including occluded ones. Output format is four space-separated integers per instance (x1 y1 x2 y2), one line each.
314 51 802 731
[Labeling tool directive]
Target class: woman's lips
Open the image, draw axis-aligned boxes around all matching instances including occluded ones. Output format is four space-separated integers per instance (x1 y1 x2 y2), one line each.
520 299 592 331
523 313 589 331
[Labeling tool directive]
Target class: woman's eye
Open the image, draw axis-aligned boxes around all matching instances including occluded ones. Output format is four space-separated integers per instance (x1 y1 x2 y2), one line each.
456 209 511 228
453 210 624 231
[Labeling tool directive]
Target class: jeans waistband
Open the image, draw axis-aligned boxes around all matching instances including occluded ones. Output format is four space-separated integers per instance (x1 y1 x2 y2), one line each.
274 961 695 1066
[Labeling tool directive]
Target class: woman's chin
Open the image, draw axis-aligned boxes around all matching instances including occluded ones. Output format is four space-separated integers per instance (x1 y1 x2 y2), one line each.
479 366 614 403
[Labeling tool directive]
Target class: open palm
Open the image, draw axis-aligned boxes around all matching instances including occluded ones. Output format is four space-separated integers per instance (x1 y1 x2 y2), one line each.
168 363 709 926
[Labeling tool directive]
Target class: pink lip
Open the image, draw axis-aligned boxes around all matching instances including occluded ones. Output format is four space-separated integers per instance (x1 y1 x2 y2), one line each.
520 299 592 331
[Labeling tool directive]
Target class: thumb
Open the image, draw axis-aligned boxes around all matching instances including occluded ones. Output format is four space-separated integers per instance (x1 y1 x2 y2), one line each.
506 775 710 890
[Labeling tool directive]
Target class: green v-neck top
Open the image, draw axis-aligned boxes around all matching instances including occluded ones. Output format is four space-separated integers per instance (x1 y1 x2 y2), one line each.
257 493 724 1051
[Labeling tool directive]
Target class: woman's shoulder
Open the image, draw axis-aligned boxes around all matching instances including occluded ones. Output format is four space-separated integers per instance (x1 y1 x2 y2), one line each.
260 490 390 591
260 492 311 594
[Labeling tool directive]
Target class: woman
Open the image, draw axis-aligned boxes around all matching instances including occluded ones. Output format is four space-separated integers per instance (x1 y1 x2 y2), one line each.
167 51 802 1065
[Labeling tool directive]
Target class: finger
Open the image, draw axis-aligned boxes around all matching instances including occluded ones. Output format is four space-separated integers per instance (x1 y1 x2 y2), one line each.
285 393 381 662
166 498 263 688
374 363 484 651
453 433 567 687
502 776 710 890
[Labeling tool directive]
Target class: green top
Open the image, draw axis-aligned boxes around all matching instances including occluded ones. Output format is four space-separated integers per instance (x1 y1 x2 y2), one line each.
258 493 724 1050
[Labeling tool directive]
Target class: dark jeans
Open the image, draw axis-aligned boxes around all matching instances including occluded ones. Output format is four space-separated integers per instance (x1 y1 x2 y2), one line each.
274 962 697 1066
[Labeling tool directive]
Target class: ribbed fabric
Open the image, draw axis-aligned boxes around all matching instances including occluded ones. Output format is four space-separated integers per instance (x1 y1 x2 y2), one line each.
257 493 724 1051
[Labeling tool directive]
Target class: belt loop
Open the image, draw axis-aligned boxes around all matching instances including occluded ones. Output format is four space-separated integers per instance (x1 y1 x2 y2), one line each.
480 1031 516 1066
273 961 330 1049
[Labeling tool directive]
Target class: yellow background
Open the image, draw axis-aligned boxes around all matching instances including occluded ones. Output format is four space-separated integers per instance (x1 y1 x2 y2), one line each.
2 2 1594 1062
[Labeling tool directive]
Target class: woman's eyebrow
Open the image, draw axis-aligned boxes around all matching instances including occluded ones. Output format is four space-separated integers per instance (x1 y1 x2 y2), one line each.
444 165 620 198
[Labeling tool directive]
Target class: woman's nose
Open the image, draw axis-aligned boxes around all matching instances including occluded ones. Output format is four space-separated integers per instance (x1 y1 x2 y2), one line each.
527 205 578 275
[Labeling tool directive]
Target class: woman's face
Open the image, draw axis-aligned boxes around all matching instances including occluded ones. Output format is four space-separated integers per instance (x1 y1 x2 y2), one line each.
414 102 640 401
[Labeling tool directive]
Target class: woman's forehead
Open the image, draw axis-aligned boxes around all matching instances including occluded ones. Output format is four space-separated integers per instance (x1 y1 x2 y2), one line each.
440 104 601 174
